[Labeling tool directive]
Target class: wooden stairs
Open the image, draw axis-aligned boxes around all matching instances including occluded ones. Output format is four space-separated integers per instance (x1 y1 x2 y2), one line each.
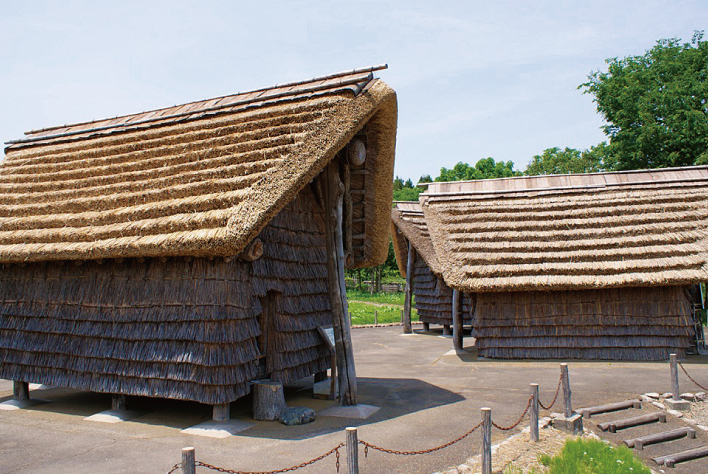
575 398 708 472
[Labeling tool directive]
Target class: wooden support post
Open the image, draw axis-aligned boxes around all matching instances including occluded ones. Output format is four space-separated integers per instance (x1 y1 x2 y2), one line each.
561 363 572 418
403 242 415 334
452 289 463 351
13 381 29 401
670 353 680 400
320 162 358 406
111 394 126 411
346 427 359 474
182 447 196 474
443 325 452 336
213 403 230 421
374 310 378 326
481 407 492 474
343 162 353 265
530 384 539 442
252 381 285 420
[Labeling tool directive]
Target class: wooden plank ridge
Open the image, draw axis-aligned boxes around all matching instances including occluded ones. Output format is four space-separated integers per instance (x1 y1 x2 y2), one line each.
575 399 641 419
653 445 708 467
597 412 666 432
624 427 696 450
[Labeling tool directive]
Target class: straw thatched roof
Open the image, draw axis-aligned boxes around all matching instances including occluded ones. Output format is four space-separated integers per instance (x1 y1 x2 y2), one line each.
421 166 708 292
0 66 397 267
391 201 440 278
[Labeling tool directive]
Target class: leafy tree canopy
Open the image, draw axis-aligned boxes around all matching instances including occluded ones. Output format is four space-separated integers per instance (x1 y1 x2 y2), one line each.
392 176 424 201
581 31 708 170
434 157 521 182
524 142 617 176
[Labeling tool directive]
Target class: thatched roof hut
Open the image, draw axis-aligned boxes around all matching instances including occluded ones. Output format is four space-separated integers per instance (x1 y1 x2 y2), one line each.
0 66 397 409
420 166 708 359
391 202 473 329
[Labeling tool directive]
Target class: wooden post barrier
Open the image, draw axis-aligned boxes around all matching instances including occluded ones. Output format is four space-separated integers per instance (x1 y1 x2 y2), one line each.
561 363 572 418
481 407 492 474
346 427 359 474
13 381 29 401
452 289 463 351
530 384 539 442
182 447 196 474
670 353 680 400
374 310 378 326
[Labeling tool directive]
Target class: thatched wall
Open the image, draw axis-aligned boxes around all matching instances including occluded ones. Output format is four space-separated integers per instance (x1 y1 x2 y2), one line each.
0 185 333 404
251 185 332 383
412 257 474 326
473 286 694 360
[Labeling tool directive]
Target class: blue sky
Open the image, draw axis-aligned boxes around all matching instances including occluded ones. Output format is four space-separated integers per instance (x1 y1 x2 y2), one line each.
1 0 706 180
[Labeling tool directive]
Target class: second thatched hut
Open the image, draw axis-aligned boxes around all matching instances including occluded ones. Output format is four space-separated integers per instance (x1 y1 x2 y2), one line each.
420 167 708 360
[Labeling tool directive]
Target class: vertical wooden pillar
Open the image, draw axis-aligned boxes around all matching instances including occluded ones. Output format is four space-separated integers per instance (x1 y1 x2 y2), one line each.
670 353 680 401
346 427 359 474
481 407 492 474
213 403 230 421
530 384 539 442
320 162 358 406
111 394 126 411
452 289 463 351
403 242 415 334
561 363 572 418
13 381 29 401
442 325 452 335
182 447 196 474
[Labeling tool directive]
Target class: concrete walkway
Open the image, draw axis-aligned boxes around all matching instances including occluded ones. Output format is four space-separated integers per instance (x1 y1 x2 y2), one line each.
1 326 707 474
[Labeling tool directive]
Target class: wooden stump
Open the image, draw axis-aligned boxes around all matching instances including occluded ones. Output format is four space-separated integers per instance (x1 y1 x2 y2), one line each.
253 380 286 421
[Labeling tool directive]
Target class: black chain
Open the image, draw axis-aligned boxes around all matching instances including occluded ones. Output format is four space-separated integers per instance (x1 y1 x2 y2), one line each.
181 443 344 474
539 372 564 410
491 396 533 431
360 421 483 457
678 360 708 392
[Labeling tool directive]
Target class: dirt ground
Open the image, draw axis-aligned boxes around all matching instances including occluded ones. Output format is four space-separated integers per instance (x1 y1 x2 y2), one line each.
2 325 708 474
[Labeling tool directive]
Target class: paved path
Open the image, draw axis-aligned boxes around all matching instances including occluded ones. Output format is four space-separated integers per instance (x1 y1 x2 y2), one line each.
1 326 707 474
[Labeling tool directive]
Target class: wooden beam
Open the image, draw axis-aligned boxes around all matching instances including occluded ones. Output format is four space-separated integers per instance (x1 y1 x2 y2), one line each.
343 162 353 264
403 242 415 334
237 238 264 261
452 289 463 351
319 162 358 406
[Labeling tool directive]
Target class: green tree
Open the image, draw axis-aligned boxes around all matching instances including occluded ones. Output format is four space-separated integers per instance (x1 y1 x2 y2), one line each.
581 31 708 169
435 158 521 182
524 143 616 176
392 175 424 201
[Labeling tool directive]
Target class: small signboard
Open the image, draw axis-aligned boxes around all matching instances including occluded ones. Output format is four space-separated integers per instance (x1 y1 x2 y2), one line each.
318 325 336 354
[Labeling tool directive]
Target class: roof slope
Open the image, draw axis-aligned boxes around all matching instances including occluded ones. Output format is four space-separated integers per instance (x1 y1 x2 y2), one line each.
0 66 397 265
391 201 440 277
421 166 708 292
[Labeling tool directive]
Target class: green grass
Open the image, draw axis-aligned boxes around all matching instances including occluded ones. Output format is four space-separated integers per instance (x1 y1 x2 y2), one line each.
346 288 409 306
348 301 418 325
535 438 651 474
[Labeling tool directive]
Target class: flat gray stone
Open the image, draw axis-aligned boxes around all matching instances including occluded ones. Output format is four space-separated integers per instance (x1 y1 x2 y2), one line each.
0 399 48 411
681 392 696 401
181 419 255 438
552 413 583 435
280 407 315 426
318 404 380 419
84 409 144 424
644 392 660 399
666 398 691 411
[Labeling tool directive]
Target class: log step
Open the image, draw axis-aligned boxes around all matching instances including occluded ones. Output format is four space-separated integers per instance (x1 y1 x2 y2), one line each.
597 412 666 433
575 399 642 419
625 427 696 450
653 445 708 468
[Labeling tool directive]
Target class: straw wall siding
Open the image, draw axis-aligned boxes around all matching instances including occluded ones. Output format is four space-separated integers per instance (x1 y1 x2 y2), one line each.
251 185 332 383
412 258 474 326
473 286 694 360
0 185 335 403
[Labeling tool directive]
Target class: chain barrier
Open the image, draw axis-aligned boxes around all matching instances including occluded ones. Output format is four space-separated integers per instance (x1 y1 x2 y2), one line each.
173 443 344 474
359 421 483 457
678 360 708 392
491 395 533 431
166 463 181 474
539 372 563 410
